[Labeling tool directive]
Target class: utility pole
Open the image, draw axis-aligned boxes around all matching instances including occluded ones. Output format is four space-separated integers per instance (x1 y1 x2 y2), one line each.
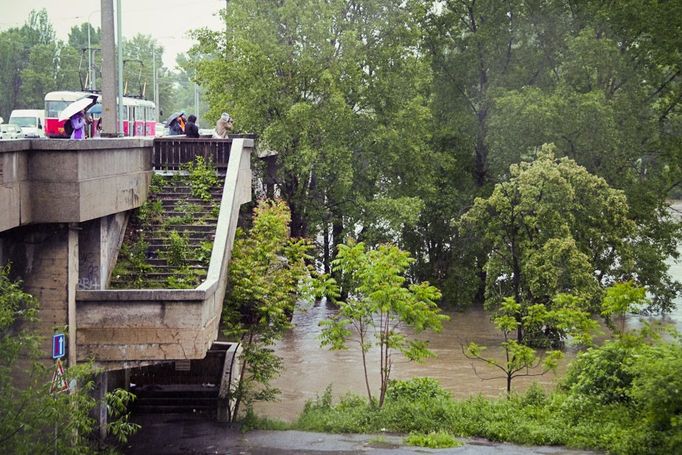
116 0 124 136
100 0 118 136
153 48 159 122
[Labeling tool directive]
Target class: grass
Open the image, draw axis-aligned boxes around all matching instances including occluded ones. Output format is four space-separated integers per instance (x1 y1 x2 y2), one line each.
278 379 674 455
405 431 461 448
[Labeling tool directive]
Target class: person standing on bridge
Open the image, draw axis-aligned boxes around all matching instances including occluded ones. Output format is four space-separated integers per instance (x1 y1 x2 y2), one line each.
69 110 89 140
168 113 186 136
185 114 200 138
212 112 233 139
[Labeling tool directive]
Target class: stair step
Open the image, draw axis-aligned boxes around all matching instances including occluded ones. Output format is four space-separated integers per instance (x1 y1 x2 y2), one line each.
147 258 206 266
132 404 216 414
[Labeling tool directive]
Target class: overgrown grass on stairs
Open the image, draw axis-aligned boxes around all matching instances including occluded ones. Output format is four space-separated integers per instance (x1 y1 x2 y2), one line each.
110 158 223 289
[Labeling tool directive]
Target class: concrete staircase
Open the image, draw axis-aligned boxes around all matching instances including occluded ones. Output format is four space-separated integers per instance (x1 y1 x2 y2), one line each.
130 385 219 415
110 174 224 289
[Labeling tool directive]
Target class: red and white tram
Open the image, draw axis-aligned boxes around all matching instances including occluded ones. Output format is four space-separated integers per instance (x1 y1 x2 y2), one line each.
44 91 157 138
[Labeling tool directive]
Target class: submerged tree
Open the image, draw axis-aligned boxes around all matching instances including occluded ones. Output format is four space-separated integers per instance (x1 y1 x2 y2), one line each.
320 241 448 406
465 295 595 395
460 144 636 343
222 199 313 421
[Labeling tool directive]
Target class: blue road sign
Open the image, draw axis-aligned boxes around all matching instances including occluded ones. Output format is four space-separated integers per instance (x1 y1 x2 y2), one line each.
52 333 65 359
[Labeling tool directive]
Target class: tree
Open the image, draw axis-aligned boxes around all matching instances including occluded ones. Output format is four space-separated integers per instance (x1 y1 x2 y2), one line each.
464 295 594 395
460 144 635 343
222 199 313 421
319 241 447 406
423 1 682 309
190 0 439 281
600 281 648 335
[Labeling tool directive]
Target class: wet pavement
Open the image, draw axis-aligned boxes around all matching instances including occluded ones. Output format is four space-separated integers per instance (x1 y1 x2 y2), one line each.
123 413 599 455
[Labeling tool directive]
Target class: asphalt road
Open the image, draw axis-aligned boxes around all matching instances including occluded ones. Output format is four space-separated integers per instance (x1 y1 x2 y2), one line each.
123 413 599 455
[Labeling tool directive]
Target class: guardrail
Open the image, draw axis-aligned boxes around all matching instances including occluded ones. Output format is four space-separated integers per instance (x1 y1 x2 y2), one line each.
152 134 256 172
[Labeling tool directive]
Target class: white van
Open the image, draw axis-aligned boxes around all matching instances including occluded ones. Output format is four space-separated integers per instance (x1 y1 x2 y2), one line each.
9 109 46 138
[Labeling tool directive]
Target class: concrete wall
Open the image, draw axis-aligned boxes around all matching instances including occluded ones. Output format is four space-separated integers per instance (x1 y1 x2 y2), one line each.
78 213 128 290
3 224 71 364
0 138 153 367
0 139 151 231
0 141 30 232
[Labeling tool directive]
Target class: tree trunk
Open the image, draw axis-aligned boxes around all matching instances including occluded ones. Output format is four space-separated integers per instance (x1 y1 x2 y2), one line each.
359 326 372 403
331 215 347 300
322 221 330 274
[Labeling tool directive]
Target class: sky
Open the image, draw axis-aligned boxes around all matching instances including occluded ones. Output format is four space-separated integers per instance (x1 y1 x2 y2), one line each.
0 0 225 68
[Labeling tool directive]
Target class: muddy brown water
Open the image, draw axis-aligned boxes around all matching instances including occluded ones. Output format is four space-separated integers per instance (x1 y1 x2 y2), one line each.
256 202 682 422
255 303 576 422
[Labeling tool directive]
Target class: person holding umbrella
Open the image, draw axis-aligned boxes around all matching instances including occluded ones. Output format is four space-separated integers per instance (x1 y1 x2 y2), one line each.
69 110 89 140
58 95 98 139
167 112 186 135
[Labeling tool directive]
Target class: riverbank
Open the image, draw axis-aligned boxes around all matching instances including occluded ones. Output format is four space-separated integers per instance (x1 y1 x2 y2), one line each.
123 413 598 455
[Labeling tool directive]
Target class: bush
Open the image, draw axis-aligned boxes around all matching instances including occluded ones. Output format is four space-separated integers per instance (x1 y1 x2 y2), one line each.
561 339 636 404
386 377 451 402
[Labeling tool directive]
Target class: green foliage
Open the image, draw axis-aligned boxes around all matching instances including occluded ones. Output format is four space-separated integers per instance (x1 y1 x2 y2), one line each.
405 431 461 449
105 388 141 444
460 145 632 343
111 237 152 287
292 368 681 455
137 200 164 225
183 156 218 201
629 338 682 434
162 230 191 267
223 199 314 421
165 266 206 289
561 339 638 405
600 281 648 334
320 241 448 406
464 294 594 394
0 264 134 453
386 377 450 402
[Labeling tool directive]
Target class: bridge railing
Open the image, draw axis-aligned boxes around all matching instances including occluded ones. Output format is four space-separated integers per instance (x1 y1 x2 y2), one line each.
152 134 257 172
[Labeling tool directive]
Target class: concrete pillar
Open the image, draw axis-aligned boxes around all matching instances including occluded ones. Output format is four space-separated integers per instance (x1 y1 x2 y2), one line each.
95 372 109 442
3 225 70 364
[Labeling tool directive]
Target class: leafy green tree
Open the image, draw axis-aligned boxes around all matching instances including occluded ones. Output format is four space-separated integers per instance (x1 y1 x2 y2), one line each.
0 9 84 118
464 295 594 394
320 241 447 406
222 199 313 421
423 1 681 309
600 281 648 335
191 0 438 281
460 144 635 342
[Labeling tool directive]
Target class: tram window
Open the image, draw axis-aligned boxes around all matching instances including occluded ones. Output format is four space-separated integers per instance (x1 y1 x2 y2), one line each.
46 101 69 117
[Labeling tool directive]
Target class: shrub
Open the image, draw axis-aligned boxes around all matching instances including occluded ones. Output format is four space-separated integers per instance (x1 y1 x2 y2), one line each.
386 377 451 402
183 156 218 201
561 339 636 404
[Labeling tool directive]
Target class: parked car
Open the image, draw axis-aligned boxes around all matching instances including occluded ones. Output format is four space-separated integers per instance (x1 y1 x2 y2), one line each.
0 123 22 140
9 109 45 138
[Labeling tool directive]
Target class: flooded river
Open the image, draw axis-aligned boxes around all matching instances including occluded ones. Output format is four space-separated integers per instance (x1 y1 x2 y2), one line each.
256 203 682 422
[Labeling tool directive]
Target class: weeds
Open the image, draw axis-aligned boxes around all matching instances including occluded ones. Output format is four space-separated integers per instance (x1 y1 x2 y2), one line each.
404 431 461 448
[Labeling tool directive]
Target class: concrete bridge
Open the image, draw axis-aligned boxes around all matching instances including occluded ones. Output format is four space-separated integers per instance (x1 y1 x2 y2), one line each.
0 136 253 422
